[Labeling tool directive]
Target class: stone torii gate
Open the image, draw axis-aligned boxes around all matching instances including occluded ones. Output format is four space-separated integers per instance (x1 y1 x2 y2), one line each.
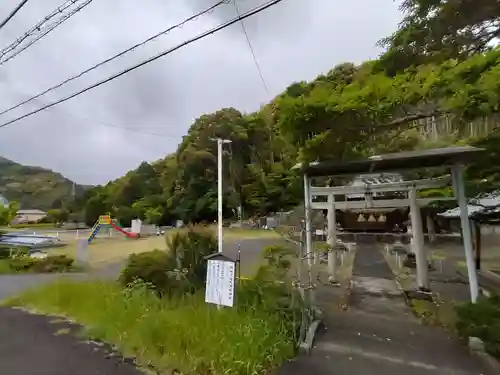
297 146 485 302
310 175 453 290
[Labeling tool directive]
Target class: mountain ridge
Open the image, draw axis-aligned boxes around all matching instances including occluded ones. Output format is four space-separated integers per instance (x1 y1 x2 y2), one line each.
0 156 92 210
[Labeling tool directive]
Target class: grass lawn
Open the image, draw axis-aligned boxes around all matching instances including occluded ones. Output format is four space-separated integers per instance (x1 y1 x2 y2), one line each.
222 228 281 240
0 259 12 274
46 227 279 268
5 279 298 375
51 236 169 267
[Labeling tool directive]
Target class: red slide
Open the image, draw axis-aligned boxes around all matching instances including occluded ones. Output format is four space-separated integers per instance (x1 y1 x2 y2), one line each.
111 223 138 238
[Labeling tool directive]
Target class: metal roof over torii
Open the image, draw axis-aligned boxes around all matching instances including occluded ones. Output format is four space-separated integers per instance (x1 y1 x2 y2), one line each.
294 145 484 177
296 145 486 304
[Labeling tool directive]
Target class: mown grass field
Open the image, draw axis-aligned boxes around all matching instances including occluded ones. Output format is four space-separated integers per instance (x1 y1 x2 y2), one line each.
46 227 280 267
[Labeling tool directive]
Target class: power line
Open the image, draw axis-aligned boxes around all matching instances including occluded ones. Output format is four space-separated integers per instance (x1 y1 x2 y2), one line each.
57 107 184 138
0 80 182 137
232 0 269 95
0 0 30 32
0 0 95 65
0 0 287 130
0 0 231 118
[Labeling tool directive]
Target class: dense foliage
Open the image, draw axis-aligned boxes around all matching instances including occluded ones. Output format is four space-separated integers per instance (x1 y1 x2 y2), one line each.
0 201 19 225
81 108 301 226
77 47 500 226
119 226 217 295
456 295 500 358
0 250 75 274
377 0 500 75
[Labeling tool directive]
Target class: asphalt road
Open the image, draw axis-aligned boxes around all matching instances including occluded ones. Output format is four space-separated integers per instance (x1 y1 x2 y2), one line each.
0 307 143 375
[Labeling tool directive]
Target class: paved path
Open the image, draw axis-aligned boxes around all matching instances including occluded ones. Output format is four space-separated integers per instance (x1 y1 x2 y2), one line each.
0 307 142 375
278 244 495 375
0 237 282 374
352 240 393 279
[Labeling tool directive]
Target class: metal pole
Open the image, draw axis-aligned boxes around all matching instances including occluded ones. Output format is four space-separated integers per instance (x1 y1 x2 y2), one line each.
327 194 337 282
217 138 223 253
212 137 232 254
303 175 313 286
409 187 429 290
451 164 479 302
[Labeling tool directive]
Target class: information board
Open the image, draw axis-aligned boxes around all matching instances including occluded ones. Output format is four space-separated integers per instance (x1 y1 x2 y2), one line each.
205 259 235 307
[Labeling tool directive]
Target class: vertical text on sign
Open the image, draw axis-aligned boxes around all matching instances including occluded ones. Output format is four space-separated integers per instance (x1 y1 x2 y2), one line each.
205 258 235 307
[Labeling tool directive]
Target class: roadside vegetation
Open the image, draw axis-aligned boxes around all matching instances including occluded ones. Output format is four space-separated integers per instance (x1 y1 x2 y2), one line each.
4 226 301 374
0 246 76 274
456 295 500 360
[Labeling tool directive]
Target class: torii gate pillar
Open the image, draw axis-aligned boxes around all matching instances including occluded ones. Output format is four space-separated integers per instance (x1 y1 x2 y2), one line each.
327 194 337 282
409 187 429 291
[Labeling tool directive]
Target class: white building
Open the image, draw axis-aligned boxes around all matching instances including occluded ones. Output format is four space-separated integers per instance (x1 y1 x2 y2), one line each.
12 209 47 224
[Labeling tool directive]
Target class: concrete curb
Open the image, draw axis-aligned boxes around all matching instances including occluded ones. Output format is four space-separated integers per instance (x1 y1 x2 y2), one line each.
468 337 500 373
299 319 321 354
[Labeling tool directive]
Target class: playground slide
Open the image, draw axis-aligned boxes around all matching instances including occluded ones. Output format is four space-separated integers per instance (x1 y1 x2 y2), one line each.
111 222 138 238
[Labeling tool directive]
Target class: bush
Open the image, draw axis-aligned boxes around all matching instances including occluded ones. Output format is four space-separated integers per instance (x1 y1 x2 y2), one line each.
119 226 217 296
455 295 500 358
8 254 74 273
9 256 37 272
0 247 12 259
118 250 182 296
0 246 29 259
167 226 217 287
31 255 74 273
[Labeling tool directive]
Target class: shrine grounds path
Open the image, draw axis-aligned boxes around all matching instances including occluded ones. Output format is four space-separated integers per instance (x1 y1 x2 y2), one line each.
277 243 495 375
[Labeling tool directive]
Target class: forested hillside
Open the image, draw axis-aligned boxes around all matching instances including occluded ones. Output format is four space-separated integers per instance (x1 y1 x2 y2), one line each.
78 0 500 226
0 157 88 210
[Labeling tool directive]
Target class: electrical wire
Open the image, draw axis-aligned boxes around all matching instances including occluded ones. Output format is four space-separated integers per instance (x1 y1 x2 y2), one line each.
231 0 269 94
0 81 184 138
0 0 96 64
0 0 287 130
0 0 30 32
0 0 231 118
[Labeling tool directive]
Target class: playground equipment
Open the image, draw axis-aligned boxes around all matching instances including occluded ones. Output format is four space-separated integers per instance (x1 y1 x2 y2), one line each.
88 215 138 244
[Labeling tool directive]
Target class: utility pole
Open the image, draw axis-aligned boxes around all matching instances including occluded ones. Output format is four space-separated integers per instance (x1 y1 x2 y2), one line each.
211 137 232 253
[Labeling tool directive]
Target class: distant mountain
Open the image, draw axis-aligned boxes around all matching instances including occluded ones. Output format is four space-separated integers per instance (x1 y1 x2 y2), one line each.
0 157 91 210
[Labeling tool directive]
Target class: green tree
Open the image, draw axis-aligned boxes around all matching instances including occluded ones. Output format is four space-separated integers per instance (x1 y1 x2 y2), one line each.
47 208 70 224
0 202 19 225
377 0 500 74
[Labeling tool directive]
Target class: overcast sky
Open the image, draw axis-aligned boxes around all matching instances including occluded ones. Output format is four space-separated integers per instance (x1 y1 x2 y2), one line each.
0 0 402 185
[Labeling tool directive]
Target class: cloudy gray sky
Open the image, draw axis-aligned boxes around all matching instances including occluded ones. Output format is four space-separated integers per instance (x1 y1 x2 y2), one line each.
0 0 402 185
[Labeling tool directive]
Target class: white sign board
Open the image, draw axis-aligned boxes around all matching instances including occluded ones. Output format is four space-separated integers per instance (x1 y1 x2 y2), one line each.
131 219 142 234
205 259 235 307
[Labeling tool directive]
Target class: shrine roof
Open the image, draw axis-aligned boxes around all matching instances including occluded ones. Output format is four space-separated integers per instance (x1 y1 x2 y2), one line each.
295 146 485 177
